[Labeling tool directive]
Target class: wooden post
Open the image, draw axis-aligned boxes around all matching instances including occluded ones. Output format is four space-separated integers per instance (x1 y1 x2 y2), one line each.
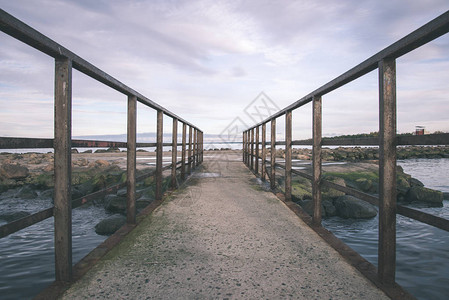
171 118 178 189
193 128 197 168
242 130 245 162
261 124 266 180
181 123 186 179
270 119 276 190
312 96 322 226
54 57 72 282
156 110 163 200
255 126 259 175
285 111 292 201
243 131 247 165
378 58 397 285
126 95 137 225
188 126 192 173
196 130 200 165
250 128 254 171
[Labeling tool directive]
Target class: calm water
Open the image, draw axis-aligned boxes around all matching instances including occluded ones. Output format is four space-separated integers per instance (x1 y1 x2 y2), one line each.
0 198 109 299
324 158 449 300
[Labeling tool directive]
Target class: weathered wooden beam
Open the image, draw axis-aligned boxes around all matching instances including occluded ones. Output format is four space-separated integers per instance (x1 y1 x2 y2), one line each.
193 128 197 168
54 57 72 283
250 128 254 171
285 111 292 201
271 119 276 190
255 126 259 175
126 95 137 224
181 123 187 180
378 58 397 285
261 123 266 181
155 110 163 200
171 118 178 189
312 96 322 226
188 126 192 173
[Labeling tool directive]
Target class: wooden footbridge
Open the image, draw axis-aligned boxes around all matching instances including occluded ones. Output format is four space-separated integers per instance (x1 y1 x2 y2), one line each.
1 9 449 300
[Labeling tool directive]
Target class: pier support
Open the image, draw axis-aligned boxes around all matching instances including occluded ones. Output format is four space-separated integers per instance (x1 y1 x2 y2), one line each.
270 119 276 190
54 57 72 282
156 110 163 200
255 126 259 175
188 126 192 173
250 128 254 171
261 123 266 181
126 95 137 224
171 118 178 189
378 58 397 285
312 96 322 226
181 123 186 180
285 111 292 202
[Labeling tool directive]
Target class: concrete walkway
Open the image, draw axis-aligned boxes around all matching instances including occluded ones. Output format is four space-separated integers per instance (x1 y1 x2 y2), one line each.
61 153 388 299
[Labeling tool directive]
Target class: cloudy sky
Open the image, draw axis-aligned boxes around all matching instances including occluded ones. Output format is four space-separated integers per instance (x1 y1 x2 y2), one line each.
1 0 448 142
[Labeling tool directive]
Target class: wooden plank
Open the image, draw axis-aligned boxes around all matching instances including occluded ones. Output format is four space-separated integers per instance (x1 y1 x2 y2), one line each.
255 126 259 175
155 110 163 200
193 128 197 168
126 95 137 224
188 126 192 174
378 58 397 285
271 119 276 190
285 111 292 201
54 57 72 282
171 118 178 188
181 123 186 180
261 123 266 181
312 96 322 226
250 128 254 171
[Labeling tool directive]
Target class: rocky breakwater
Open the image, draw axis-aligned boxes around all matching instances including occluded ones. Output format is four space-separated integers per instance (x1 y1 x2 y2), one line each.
272 145 449 162
275 161 444 220
0 150 166 235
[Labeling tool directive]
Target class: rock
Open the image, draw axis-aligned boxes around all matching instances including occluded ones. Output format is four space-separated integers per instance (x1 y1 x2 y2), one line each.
0 163 29 179
15 185 38 199
43 164 54 172
74 158 89 167
410 177 424 187
82 150 93 153
334 195 377 219
71 148 79 154
95 214 126 235
299 200 325 218
0 211 31 222
406 186 443 206
136 198 153 211
89 160 110 168
39 188 54 199
322 177 346 200
105 194 127 213
323 200 337 217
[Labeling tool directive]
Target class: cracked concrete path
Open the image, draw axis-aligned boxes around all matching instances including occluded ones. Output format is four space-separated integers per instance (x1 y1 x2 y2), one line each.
61 153 388 299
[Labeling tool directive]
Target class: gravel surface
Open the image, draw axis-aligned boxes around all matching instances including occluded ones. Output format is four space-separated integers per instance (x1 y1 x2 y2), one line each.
61 153 388 299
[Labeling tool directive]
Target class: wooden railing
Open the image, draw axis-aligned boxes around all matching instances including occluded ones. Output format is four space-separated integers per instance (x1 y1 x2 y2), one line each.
0 9 203 283
243 10 449 288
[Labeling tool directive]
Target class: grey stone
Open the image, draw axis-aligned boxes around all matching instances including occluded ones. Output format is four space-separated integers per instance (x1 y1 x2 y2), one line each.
406 186 443 206
105 195 127 213
334 195 377 219
1 163 29 179
95 214 126 235
15 185 37 199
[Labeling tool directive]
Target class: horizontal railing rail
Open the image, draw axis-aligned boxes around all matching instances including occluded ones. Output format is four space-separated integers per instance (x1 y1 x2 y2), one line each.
242 9 449 297
0 8 204 287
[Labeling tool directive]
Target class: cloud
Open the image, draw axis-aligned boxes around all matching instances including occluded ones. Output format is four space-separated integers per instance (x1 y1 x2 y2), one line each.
0 0 448 139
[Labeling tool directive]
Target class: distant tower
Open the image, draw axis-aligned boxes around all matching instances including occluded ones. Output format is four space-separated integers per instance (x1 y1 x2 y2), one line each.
415 126 425 135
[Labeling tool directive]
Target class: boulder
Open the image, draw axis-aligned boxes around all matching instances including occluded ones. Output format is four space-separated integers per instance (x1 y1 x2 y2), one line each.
322 177 346 200
105 194 127 213
0 163 29 179
334 195 377 219
323 200 337 217
95 214 126 235
299 200 325 218
406 186 443 206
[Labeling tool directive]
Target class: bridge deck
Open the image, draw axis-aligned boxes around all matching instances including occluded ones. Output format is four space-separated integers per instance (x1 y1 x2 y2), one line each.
61 153 388 299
